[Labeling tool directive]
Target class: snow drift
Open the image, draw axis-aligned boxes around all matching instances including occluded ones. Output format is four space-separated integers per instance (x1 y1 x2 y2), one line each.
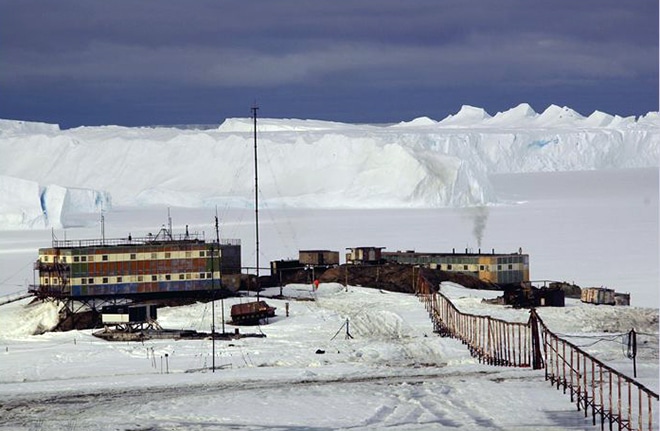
0 104 657 229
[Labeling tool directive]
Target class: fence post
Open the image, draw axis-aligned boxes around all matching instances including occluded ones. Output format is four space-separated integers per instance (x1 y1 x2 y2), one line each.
529 309 543 370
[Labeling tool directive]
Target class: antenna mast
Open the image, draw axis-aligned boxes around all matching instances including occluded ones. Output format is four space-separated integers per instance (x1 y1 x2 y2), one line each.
168 207 173 239
215 209 225 335
101 211 105 245
251 104 260 301
211 227 216 373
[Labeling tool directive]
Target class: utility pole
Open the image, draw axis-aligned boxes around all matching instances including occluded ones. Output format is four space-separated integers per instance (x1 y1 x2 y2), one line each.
215 213 225 335
211 239 216 373
252 104 260 301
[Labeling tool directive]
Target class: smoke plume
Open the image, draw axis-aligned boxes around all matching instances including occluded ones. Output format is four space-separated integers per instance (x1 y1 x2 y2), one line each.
470 206 489 249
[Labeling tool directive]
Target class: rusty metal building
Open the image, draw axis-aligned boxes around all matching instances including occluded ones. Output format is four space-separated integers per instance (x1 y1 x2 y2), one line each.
581 287 629 306
382 249 530 284
346 247 385 265
298 250 339 266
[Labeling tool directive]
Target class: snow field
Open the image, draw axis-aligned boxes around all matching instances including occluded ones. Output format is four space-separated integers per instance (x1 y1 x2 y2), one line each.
1 283 631 430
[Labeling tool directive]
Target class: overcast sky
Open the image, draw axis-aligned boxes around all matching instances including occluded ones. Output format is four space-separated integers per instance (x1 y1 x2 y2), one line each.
1 1 657 128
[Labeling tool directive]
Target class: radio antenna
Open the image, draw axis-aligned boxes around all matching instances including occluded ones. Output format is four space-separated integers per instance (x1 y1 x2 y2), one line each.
251 103 260 301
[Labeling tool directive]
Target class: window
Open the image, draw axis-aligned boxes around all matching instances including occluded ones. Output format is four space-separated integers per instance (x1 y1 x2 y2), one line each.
81 278 86 285
43 256 49 262
102 277 108 283
463 265 468 271
151 253 157 259
81 256 87 262
199 251 205 257
117 277 122 283
179 274 185 280
62 257 67 263
185 273 191 280
447 264 452 270
185 251 192 258
200 273 206 279
165 274 171 281
44 278 49 285
497 265 502 271
88 278 94 284
151 275 157 281
165 252 171 259
479 265 485 271
138 275 144 282
74 256 80 262
102 255 108 261
508 264 513 270
88 255 94 262
207 272 212 279
130 253 137 260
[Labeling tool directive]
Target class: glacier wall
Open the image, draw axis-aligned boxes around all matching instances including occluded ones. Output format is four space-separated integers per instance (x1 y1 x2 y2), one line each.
0 104 657 229
0 175 111 230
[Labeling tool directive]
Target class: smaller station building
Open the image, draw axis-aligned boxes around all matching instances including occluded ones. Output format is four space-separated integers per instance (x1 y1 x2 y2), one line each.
382 248 530 284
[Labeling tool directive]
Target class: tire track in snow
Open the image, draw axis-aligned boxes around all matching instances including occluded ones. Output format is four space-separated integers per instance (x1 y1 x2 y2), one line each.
1 369 532 427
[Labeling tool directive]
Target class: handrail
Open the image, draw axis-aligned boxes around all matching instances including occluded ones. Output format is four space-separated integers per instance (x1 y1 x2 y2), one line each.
414 272 658 431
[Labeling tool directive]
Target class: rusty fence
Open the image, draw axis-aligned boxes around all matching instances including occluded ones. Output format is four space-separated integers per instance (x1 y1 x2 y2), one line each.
416 277 540 368
415 275 658 431
535 310 658 431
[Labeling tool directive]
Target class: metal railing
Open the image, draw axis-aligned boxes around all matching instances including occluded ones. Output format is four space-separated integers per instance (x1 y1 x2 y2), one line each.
414 273 658 431
50 234 241 249
535 310 658 431
0 290 35 307
416 275 538 368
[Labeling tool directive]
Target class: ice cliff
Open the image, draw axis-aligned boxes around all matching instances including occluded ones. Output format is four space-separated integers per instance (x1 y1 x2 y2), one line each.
0 104 657 229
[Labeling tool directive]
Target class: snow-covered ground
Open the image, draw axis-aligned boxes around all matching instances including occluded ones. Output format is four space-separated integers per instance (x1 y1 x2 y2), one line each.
1 282 657 430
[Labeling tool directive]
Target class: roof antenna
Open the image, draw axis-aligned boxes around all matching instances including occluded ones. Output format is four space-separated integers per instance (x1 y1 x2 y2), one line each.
101 210 106 245
168 207 173 239
214 206 220 244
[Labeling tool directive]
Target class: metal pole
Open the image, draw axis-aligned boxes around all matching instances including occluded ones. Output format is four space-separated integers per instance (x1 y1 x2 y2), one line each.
251 104 260 302
214 212 225 336
101 212 105 245
211 241 216 373
631 329 637 378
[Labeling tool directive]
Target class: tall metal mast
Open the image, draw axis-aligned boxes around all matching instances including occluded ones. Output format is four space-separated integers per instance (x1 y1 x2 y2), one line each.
211 233 216 373
215 211 225 335
251 104 260 301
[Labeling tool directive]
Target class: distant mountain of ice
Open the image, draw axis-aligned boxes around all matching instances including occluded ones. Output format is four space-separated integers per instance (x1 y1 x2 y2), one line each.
0 104 657 229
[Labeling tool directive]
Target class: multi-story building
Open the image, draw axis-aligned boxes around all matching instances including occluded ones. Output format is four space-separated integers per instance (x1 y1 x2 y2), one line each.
31 228 241 300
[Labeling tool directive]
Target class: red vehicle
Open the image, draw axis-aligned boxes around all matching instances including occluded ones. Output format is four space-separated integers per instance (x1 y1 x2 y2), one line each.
230 301 276 325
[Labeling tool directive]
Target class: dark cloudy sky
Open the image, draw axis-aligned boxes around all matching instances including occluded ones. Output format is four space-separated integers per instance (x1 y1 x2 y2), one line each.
1 1 657 128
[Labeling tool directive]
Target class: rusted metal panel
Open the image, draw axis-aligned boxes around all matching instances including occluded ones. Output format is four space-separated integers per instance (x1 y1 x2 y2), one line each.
231 301 276 324
581 288 615 305
299 250 340 266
